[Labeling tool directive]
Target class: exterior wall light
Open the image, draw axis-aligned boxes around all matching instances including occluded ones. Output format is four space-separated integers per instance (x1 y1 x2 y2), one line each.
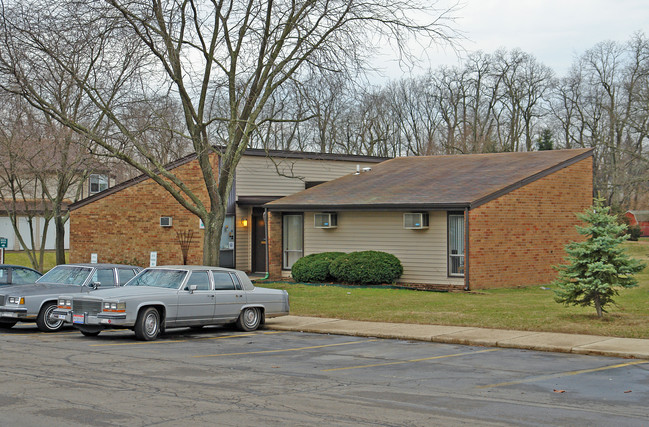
241 218 248 227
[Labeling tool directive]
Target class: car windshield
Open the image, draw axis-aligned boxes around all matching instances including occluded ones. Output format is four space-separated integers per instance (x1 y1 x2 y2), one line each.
36 266 92 286
126 269 187 289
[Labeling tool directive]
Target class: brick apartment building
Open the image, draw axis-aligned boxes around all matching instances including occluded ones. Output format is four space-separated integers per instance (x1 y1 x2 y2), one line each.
266 148 594 290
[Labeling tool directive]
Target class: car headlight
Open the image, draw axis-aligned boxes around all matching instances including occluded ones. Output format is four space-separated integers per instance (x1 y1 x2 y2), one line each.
102 302 125 312
8 296 25 305
57 298 72 309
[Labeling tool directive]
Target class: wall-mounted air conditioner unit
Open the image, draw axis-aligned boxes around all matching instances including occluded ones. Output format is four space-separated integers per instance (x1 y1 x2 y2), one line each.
314 213 337 229
403 213 429 229
160 216 173 227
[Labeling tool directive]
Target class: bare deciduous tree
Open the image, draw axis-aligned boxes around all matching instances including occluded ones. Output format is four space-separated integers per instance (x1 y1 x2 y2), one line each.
0 0 461 266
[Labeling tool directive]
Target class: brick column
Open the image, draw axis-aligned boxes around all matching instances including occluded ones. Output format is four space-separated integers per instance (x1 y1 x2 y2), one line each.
267 211 283 279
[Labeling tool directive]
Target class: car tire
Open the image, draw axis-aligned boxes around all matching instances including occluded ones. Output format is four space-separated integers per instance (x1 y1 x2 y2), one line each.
0 320 17 329
134 307 161 341
78 326 102 337
36 302 65 332
236 307 262 332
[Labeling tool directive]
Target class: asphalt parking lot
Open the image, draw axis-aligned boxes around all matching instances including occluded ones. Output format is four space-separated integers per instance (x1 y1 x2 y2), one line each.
1 324 648 426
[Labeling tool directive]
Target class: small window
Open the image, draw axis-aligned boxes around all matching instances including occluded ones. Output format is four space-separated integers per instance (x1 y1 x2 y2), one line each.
212 271 235 290
0 268 9 284
230 273 243 290
93 269 116 287
12 268 41 284
118 268 137 285
448 213 465 276
187 271 211 291
89 174 109 194
283 214 304 269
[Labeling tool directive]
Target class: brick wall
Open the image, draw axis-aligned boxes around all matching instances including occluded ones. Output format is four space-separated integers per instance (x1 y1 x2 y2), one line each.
267 211 283 279
467 157 593 289
70 155 217 266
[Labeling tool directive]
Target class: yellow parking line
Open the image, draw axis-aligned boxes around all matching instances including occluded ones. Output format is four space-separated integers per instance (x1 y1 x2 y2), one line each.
322 348 500 372
194 339 378 358
477 360 649 389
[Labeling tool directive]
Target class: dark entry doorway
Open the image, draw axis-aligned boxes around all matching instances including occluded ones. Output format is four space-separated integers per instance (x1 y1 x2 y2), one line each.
251 211 266 272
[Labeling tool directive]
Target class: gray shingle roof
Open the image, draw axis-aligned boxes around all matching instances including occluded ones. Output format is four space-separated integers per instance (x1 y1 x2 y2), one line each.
266 148 593 211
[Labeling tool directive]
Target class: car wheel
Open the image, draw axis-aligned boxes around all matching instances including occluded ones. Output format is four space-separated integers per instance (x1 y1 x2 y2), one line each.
78 326 102 337
0 320 17 329
134 307 161 341
236 307 262 332
36 302 65 332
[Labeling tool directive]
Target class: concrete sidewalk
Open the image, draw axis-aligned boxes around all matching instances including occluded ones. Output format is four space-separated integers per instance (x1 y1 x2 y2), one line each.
265 315 649 360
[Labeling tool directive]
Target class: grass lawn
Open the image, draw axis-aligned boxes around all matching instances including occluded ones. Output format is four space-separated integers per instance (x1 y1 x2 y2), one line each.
4 251 67 272
262 239 649 339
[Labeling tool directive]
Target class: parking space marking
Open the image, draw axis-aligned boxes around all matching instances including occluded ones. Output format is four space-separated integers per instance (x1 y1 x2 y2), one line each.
477 360 649 389
88 331 280 347
321 348 500 372
194 339 378 358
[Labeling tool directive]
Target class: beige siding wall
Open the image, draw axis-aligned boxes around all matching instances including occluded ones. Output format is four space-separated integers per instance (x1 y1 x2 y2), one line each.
234 155 383 272
235 156 377 197
235 206 251 270
302 211 464 286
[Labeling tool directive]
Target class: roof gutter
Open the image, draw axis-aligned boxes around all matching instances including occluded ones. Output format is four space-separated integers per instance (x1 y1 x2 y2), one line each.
265 202 472 212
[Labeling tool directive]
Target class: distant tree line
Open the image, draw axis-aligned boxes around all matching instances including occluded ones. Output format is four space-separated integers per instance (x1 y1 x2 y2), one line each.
251 33 649 210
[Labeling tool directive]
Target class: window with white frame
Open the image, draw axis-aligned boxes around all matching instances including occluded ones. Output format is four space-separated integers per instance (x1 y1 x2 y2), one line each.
89 174 108 194
283 214 303 269
448 213 465 276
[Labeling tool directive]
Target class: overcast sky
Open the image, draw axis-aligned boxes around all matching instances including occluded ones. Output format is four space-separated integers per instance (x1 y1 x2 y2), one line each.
374 0 649 80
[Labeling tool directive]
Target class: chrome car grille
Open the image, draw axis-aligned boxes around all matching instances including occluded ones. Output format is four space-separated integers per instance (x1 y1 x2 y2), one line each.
73 299 102 315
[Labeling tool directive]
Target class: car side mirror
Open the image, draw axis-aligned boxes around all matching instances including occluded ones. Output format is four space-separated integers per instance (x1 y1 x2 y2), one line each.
188 284 197 294
91 282 101 290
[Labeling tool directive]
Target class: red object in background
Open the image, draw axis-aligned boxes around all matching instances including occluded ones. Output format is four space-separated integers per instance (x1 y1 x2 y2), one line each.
625 211 649 237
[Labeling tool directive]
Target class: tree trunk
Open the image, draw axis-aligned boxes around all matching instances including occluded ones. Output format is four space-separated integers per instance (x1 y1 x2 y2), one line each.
201 209 225 266
594 297 603 318
54 214 66 265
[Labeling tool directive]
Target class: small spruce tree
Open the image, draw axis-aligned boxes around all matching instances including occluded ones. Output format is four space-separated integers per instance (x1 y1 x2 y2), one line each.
554 198 646 317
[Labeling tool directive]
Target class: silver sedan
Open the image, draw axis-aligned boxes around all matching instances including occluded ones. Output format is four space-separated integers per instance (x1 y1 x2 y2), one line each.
0 263 141 332
54 266 289 341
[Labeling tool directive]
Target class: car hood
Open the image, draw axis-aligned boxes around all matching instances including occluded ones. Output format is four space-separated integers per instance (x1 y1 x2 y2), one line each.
0 283 89 297
68 286 179 300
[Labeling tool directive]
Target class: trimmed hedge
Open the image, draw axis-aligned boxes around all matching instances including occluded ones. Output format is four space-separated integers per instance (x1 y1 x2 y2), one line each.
291 252 346 283
329 250 403 285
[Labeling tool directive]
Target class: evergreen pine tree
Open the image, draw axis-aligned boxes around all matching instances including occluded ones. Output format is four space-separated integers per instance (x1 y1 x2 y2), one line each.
536 128 554 151
554 198 646 317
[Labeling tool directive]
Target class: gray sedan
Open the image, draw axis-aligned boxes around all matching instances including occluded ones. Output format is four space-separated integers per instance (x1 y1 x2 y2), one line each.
54 266 290 341
0 263 141 332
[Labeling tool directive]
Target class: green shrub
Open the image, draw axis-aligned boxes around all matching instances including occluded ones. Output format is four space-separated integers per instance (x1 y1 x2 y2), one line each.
291 252 346 283
329 250 403 285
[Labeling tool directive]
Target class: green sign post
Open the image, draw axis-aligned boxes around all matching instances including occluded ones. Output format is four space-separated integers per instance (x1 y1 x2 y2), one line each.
0 237 6 264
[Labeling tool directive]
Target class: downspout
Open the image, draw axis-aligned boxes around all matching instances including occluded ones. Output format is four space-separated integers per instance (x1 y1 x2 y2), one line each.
260 207 269 281
464 206 470 291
